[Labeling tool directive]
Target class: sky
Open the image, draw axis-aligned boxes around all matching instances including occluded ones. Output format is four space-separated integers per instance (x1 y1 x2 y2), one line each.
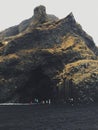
0 0 98 45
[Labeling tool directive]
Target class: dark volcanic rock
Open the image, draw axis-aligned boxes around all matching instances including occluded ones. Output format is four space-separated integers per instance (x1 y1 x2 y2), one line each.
0 5 58 40
0 5 98 103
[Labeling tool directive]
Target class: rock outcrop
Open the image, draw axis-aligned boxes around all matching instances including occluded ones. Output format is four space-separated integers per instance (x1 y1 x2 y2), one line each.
0 5 58 39
0 5 98 103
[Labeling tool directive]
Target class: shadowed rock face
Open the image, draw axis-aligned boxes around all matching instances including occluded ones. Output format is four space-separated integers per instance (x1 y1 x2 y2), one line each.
0 5 98 103
18 67 53 103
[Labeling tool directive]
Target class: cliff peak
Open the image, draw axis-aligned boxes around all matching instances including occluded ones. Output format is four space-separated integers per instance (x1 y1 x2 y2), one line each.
34 5 47 22
0 5 59 39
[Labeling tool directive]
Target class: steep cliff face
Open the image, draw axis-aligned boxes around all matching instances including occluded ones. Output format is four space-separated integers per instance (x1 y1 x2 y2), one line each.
0 5 98 103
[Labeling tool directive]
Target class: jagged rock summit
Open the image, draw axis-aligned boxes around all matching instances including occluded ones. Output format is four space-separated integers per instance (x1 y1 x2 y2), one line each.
0 5 98 103
33 5 51 25
0 5 58 39
33 5 48 25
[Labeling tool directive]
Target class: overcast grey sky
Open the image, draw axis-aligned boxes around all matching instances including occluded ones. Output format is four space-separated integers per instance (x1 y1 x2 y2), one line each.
0 0 98 45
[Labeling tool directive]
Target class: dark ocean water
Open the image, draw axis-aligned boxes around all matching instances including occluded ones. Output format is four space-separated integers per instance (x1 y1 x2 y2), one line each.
0 104 98 130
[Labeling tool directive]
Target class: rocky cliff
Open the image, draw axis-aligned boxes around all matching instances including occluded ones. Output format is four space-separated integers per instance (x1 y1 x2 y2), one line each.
0 5 98 103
